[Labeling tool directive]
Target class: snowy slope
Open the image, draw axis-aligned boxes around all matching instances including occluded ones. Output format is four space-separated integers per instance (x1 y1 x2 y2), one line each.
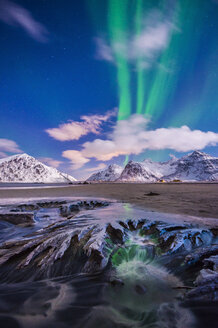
87 164 123 182
0 154 76 183
118 151 218 182
119 157 177 182
119 161 158 182
163 151 218 181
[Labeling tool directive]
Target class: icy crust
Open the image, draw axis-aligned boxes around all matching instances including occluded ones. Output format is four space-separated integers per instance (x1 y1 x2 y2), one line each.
0 199 217 284
0 153 76 183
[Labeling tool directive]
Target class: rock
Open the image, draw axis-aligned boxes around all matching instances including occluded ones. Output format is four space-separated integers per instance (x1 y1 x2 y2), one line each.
127 220 137 231
141 223 158 236
106 224 123 244
136 220 146 229
134 284 147 295
59 204 80 217
145 192 160 196
184 254 218 303
185 283 218 302
118 221 128 229
59 200 109 217
158 235 176 252
185 245 218 265
210 228 218 236
16 204 39 211
8 200 67 213
83 249 103 273
203 255 218 271
194 268 218 286
158 229 213 253
36 201 67 208
0 212 34 225
109 278 124 287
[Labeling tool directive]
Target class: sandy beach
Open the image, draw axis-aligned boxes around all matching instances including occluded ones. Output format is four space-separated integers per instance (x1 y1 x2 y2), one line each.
0 182 217 219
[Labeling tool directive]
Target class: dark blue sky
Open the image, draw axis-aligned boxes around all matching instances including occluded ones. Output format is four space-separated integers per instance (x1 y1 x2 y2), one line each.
0 0 218 179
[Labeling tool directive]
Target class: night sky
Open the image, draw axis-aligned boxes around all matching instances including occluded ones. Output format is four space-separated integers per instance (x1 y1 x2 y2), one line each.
0 0 218 179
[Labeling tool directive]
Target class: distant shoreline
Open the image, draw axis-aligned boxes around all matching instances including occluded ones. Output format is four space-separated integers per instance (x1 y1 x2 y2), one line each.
0 181 218 187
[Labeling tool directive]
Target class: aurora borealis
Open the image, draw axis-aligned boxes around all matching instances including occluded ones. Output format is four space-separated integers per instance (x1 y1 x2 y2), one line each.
0 0 218 178
89 0 217 127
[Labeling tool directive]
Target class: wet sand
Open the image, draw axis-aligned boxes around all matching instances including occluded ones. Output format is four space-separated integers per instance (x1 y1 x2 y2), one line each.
0 182 217 219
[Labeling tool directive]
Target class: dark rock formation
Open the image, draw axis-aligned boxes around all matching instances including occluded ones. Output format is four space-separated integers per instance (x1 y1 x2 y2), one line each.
0 212 34 225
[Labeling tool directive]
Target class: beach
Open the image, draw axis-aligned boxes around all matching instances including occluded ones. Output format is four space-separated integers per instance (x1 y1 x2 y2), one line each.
0 182 217 219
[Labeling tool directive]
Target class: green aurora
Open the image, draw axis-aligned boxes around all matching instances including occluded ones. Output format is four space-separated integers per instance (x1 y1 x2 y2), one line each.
87 0 218 162
88 0 215 118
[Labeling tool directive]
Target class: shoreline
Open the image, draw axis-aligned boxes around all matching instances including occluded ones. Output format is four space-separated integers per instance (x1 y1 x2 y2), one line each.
0 182 217 219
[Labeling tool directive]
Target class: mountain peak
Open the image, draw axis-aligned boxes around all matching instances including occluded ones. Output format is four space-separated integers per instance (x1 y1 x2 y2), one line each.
190 150 207 157
87 151 218 182
87 163 123 181
0 154 76 183
185 150 214 161
108 164 121 169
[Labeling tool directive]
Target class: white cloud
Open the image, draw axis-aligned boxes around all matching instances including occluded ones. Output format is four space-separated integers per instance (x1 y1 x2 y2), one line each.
63 114 218 167
46 110 116 142
62 150 90 170
39 157 63 169
0 138 22 153
95 38 114 62
0 0 48 42
131 21 172 60
96 11 175 69
84 163 107 172
82 115 150 160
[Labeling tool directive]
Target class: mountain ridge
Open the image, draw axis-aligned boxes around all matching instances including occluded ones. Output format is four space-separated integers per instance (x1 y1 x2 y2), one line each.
87 151 218 182
0 153 76 183
87 164 123 182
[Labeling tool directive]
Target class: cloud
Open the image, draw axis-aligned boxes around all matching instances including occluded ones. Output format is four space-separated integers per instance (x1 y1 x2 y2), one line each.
95 38 114 62
84 163 107 173
46 110 116 142
62 150 90 170
96 11 175 69
63 114 218 167
39 157 63 169
82 115 150 160
0 138 22 153
0 0 48 42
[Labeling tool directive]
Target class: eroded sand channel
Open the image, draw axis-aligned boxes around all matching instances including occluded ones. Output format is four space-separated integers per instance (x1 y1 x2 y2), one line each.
0 197 217 328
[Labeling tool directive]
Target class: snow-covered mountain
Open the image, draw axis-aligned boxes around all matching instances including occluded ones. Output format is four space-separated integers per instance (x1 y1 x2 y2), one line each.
87 164 123 182
88 151 218 182
119 161 158 182
119 157 178 182
0 154 76 183
119 151 218 182
163 151 218 182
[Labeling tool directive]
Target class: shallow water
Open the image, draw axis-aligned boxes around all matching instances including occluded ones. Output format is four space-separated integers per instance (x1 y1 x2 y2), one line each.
0 198 217 327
